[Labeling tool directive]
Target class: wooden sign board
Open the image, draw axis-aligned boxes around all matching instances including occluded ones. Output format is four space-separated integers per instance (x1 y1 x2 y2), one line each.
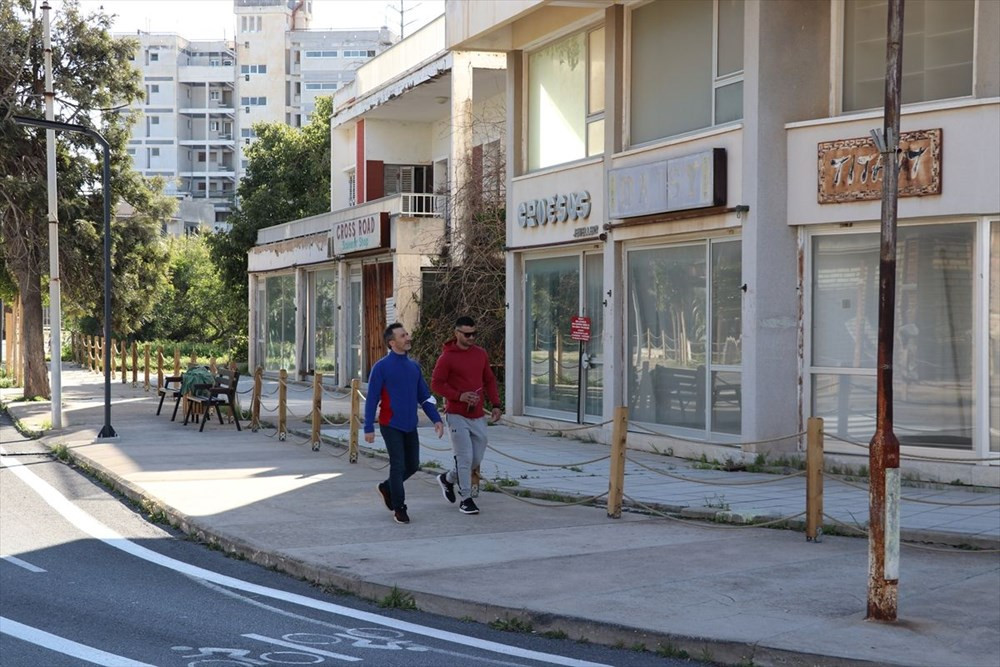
817 128 942 204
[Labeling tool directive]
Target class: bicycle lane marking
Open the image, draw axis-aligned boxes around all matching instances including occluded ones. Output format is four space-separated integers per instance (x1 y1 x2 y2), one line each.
0 616 156 667
1 448 610 667
242 634 360 662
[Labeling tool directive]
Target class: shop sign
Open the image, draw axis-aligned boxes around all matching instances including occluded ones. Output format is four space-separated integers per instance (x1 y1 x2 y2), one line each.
328 212 387 256
608 148 726 219
517 191 591 228
570 316 591 342
817 128 942 203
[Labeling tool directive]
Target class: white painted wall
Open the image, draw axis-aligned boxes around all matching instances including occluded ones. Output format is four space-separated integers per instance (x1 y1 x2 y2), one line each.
364 119 434 164
787 100 1000 225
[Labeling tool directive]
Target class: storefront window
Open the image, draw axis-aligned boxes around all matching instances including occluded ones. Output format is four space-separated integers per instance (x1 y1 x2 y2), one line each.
265 274 296 372
528 25 605 171
627 240 741 435
312 270 337 374
843 0 974 112
811 224 975 449
630 0 743 145
524 257 580 415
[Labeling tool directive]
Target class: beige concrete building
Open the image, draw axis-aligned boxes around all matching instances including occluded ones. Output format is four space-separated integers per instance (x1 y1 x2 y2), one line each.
247 16 506 383
447 0 999 483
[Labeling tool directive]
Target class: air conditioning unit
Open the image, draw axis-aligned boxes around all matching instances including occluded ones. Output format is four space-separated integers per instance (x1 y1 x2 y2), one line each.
245 74 250 82
245 106 250 113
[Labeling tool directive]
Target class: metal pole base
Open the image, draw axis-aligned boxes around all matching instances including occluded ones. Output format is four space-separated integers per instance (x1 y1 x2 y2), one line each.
97 425 118 438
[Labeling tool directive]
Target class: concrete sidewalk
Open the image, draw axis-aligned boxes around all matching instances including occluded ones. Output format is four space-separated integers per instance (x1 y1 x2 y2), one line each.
1 365 999 666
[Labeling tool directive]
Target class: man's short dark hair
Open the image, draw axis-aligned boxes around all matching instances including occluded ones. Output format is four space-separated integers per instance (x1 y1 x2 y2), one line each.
455 316 475 329
384 322 404 347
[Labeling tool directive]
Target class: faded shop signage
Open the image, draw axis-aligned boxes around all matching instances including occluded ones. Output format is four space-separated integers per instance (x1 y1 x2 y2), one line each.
817 128 942 204
517 191 592 227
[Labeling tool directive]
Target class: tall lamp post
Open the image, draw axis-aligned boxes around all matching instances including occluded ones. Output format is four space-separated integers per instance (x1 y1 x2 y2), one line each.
13 114 117 438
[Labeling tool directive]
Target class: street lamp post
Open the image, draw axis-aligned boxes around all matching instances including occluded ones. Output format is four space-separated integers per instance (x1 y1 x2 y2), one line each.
13 114 117 438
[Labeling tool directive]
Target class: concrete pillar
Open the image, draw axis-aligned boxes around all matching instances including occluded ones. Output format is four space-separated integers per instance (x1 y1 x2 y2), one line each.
504 50 523 415
740 0 830 450
450 51 475 263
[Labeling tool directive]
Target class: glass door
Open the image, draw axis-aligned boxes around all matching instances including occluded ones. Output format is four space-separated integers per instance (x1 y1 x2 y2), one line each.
523 252 605 423
347 271 362 382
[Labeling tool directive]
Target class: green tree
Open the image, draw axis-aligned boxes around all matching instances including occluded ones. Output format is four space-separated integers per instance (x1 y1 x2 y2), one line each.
137 235 245 352
0 0 171 397
208 95 332 310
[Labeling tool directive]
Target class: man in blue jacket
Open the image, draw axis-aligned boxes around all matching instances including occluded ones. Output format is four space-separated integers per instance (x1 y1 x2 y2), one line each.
364 323 444 524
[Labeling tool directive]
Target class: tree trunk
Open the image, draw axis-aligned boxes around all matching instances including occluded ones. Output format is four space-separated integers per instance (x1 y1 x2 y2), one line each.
17 267 50 399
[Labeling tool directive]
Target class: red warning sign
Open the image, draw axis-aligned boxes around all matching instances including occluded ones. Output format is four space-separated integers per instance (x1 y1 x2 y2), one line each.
570 316 591 342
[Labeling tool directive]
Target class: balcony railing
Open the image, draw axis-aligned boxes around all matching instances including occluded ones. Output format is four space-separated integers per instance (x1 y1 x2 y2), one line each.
399 193 440 217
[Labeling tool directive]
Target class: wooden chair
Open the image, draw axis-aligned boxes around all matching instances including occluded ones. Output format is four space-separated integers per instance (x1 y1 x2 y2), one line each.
156 375 184 421
184 369 241 432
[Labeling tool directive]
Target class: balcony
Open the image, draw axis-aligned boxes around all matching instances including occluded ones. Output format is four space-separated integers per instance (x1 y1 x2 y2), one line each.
178 65 235 83
180 169 236 179
256 192 443 244
179 107 236 116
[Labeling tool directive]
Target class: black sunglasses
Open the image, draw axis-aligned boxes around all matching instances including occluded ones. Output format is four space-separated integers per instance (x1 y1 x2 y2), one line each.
457 330 477 338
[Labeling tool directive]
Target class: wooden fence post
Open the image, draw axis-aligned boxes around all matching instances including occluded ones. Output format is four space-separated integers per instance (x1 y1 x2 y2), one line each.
189 349 197 368
278 368 288 441
97 336 104 374
120 339 127 384
173 346 180 376
806 417 825 542
251 366 262 432
349 378 360 464
209 357 217 375
311 372 322 451
143 344 150 391
131 341 138 386
607 406 629 519
88 335 95 372
157 347 164 388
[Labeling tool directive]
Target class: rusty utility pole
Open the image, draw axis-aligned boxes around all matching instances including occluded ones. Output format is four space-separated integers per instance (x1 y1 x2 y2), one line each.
867 0 905 623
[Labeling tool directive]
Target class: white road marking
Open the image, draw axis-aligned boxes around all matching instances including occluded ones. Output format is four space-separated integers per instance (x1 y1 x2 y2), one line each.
242 633 361 662
0 554 47 573
0 446 609 667
0 616 155 666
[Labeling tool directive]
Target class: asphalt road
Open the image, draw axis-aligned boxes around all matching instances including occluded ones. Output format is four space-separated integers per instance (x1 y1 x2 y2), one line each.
0 414 691 667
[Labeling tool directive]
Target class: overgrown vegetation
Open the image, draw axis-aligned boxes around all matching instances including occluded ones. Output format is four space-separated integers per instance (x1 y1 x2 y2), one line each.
378 586 417 610
410 104 506 392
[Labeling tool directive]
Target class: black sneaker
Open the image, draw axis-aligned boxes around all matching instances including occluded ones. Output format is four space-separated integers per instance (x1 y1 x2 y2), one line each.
393 506 410 524
376 482 392 511
458 498 479 515
438 473 456 503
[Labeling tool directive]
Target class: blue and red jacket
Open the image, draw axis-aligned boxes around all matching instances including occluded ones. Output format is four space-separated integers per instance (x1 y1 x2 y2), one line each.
364 350 441 434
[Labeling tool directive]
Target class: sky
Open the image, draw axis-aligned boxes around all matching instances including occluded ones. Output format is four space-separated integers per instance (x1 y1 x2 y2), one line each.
66 0 444 40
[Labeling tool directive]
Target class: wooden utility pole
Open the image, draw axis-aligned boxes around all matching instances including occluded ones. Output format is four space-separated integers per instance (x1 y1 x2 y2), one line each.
867 0 904 623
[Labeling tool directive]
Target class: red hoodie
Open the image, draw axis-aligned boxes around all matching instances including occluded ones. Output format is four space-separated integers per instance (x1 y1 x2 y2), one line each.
431 339 501 418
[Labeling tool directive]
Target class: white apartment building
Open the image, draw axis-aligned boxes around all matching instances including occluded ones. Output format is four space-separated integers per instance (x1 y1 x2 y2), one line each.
121 0 395 233
447 0 999 484
125 33 238 232
246 16 506 383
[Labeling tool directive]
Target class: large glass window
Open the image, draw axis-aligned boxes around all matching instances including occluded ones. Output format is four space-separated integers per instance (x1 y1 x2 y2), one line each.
843 0 974 112
264 274 296 372
630 0 743 145
528 26 605 171
524 257 580 414
311 270 337 375
627 240 742 435
811 224 975 449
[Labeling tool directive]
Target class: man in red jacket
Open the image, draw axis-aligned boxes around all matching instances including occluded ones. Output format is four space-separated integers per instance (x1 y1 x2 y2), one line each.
431 316 502 514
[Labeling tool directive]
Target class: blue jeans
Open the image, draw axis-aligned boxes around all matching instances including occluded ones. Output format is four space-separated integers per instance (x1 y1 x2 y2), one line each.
380 425 420 510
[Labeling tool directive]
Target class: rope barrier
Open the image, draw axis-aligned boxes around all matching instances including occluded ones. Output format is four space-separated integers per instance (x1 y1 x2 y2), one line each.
498 417 614 433
490 483 609 507
824 432 1000 463
355 389 367 402
631 422 808 449
624 494 808 529
824 475 1000 506
485 444 610 468
624 454 807 485
319 414 351 427
320 386 353 399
